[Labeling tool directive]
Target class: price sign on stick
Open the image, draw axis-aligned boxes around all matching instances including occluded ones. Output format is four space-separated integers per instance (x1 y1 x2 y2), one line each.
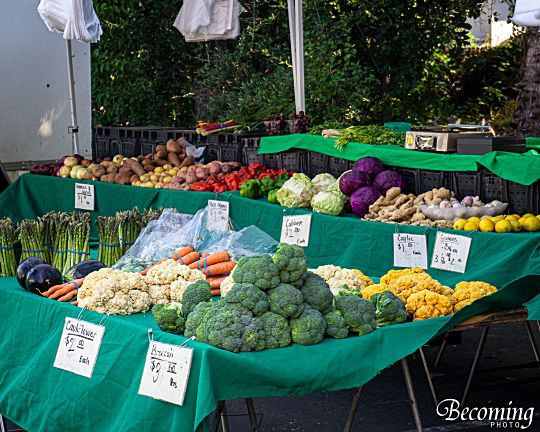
139 340 193 406
53 318 105 378
207 200 229 232
393 233 428 269
74 183 95 211
431 231 472 273
280 214 312 247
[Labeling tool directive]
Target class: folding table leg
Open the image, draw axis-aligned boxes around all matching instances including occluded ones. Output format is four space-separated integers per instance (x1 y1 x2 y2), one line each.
418 347 438 406
221 403 230 432
434 332 449 368
461 326 489 406
342 387 362 432
524 321 540 369
212 401 225 432
401 357 424 432
245 398 259 432
0 414 7 432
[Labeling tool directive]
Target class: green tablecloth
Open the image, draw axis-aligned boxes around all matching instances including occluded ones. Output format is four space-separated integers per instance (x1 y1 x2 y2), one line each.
2 175 539 288
259 135 540 185
525 293 540 319
1 274 539 432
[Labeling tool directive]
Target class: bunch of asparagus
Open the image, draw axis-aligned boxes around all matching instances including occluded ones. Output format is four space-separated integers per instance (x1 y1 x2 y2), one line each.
18 219 46 262
97 216 122 267
62 213 91 275
0 218 17 276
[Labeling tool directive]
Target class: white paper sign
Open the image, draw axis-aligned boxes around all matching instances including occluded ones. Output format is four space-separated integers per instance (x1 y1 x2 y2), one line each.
431 231 472 273
74 183 95 211
393 233 428 269
138 341 193 406
53 318 105 378
206 200 229 232
280 214 312 247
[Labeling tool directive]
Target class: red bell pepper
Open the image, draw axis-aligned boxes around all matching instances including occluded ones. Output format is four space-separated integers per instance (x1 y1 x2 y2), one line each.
212 184 228 193
224 173 241 191
190 182 211 192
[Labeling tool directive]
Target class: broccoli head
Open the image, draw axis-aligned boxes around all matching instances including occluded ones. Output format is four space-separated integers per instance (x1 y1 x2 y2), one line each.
300 272 333 313
257 311 292 349
196 302 264 352
184 301 215 338
272 243 307 286
268 283 304 319
371 290 407 327
232 255 280 290
224 283 269 317
182 280 212 316
335 295 376 335
290 306 326 346
152 302 185 334
323 308 349 339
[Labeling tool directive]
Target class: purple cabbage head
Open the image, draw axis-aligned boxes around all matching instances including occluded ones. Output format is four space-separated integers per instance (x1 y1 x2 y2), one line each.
352 157 384 180
350 186 382 217
373 170 408 194
339 171 372 196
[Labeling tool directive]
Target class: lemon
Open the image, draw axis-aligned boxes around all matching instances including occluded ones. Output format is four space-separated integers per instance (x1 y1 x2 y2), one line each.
513 214 521 220
537 215 540 220
523 213 535 219
453 218 467 230
522 217 540 232
509 220 522 232
518 217 531 229
491 215 504 222
479 219 495 232
505 215 518 221
463 221 478 231
495 220 512 233
468 216 481 224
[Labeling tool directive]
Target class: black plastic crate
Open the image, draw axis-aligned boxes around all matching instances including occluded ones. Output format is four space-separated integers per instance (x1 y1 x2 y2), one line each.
503 180 536 214
306 151 329 177
140 140 157 156
118 127 140 140
262 153 280 170
418 169 451 192
327 156 352 178
141 129 160 142
480 171 504 202
279 150 306 172
393 167 420 195
452 172 480 198
93 137 110 159
120 138 140 158
206 133 226 145
241 137 261 165
109 138 121 156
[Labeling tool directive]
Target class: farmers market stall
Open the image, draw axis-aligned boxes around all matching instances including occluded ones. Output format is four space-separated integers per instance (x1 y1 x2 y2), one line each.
258 134 540 185
0 273 539 432
1 175 539 287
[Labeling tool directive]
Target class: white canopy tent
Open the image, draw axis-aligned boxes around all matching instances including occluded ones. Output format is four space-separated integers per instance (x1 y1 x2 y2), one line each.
37 0 102 154
512 0 540 26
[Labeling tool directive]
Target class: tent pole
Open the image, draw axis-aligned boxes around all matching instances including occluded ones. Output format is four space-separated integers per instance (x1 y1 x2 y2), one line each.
294 0 305 112
66 39 80 154
287 0 299 113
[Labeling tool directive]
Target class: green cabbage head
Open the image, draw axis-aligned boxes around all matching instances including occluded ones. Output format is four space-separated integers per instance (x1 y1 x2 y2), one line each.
311 191 345 216
276 173 315 208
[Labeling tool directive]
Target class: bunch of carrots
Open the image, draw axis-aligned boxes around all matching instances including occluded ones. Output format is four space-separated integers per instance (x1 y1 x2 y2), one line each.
41 279 83 304
140 245 235 296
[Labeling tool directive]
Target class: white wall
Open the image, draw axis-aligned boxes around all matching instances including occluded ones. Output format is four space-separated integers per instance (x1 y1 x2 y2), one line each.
0 0 92 164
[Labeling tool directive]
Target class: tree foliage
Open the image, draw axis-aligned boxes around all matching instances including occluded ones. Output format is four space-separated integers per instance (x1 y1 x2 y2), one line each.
92 0 524 127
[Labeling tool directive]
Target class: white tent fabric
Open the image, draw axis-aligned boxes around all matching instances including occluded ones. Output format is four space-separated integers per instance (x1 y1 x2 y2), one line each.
174 0 244 42
512 0 540 26
37 0 102 153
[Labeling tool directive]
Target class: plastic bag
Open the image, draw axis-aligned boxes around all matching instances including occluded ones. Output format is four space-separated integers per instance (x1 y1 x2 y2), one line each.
204 225 278 260
178 207 234 253
179 138 205 159
113 209 193 272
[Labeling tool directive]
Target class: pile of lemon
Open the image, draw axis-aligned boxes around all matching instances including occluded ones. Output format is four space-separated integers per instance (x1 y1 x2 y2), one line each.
453 214 540 233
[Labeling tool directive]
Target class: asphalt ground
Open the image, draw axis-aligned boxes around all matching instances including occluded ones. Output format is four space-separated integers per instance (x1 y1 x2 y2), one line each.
4 321 540 432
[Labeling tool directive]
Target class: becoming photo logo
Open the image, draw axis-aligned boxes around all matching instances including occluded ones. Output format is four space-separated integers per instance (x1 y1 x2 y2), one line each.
436 399 535 430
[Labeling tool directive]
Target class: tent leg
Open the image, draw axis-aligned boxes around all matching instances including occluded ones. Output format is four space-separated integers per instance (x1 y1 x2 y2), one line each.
343 386 362 432
66 39 80 154
245 398 259 432
418 347 438 406
524 321 540 370
434 333 449 368
401 357 423 432
0 414 8 432
461 326 489 406
221 402 230 432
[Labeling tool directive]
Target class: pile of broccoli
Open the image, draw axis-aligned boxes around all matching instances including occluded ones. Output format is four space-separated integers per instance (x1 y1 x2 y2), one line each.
152 243 404 353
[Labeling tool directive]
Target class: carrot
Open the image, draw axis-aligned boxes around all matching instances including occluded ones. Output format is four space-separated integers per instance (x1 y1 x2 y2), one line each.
201 253 209 258
50 284 78 300
173 251 200 266
58 290 78 302
43 279 84 297
188 251 230 270
71 301 78 306
206 275 228 289
201 261 236 277
211 289 221 296
140 258 167 276
172 245 194 259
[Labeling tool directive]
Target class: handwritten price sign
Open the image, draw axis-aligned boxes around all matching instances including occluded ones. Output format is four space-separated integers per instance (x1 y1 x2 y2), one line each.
431 231 472 273
74 183 95 211
53 318 105 378
280 214 312 247
206 200 230 232
138 341 193 406
393 233 428 269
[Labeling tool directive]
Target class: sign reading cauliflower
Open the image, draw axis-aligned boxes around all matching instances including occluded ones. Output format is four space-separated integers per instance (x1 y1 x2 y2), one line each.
78 268 151 315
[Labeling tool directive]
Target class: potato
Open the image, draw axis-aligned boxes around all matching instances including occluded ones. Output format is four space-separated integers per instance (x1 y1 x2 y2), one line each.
168 169 178 176
166 139 182 154
122 158 146 177
140 174 150 182
154 183 163 189
144 165 155 172
155 144 166 153
153 158 168 167
179 167 188 173
106 165 119 174
154 167 164 173
180 156 196 168
163 176 173 183
59 166 71 178
141 158 153 166
150 174 159 182
81 159 92 168
133 181 142 187
113 154 125 166
163 164 173 171
130 174 140 184
155 149 168 159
